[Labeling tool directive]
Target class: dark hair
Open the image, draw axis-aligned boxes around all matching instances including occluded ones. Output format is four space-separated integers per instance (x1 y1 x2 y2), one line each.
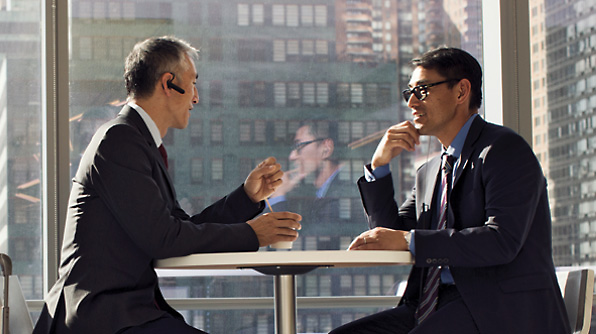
299 120 339 163
124 36 198 99
411 47 482 109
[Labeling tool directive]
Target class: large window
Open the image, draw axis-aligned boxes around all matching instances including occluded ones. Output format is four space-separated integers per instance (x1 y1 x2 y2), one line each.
9 0 596 333
0 0 44 301
65 1 483 332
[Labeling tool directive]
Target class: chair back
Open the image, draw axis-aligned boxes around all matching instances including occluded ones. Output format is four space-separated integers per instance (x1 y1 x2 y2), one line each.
0 254 34 334
556 269 595 334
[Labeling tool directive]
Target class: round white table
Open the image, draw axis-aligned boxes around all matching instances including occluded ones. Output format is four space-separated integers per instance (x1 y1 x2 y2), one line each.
156 250 413 334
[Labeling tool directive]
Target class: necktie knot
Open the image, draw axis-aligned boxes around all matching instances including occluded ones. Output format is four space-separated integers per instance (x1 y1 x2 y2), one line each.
442 154 455 175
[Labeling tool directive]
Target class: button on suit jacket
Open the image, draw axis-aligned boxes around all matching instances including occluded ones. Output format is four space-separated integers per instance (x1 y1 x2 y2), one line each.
34 106 264 334
357 116 570 334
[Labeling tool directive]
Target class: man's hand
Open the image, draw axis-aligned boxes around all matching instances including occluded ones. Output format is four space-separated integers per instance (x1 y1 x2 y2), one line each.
371 121 421 170
244 157 283 203
247 212 303 247
348 227 409 251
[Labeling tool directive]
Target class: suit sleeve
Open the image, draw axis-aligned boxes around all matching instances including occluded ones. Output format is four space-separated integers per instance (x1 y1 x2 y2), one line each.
357 170 418 231
85 124 261 259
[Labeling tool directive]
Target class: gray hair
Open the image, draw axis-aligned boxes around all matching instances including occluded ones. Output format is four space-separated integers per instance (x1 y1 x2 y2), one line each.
124 36 198 99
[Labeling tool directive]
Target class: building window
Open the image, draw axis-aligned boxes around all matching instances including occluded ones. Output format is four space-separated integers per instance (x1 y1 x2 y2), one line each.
274 82 286 107
302 40 314 57
210 81 223 107
303 82 315 105
337 83 350 107
273 121 287 142
253 81 267 107
239 121 252 143
254 120 266 143
287 5 299 27
190 158 203 183
314 5 327 27
288 82 301 107
237 4 249 26
210 120 223 144
189 119 203 145
287 40 300 61
273 40 285 62
211 158 223 181
272 4 284 26
351 83 363 105
316 83 329 105
315 40 329 61
252 4 264 25
238 82 251 107
301 5 313 26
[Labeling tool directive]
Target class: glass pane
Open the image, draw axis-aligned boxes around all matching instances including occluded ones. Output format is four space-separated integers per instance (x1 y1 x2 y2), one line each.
0 0 43 300
529 1 595 265
68 0 483 332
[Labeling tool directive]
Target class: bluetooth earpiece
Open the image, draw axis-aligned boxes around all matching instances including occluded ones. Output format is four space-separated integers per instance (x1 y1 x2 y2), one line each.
166 73 186 94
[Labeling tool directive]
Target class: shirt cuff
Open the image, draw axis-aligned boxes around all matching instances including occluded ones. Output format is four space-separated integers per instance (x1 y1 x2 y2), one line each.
409 230 415 255
364 164 391 182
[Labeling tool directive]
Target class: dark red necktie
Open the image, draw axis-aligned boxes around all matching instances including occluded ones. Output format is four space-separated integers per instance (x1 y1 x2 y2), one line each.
158 144 168 169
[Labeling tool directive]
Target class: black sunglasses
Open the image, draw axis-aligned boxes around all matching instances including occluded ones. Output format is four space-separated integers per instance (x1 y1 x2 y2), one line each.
402 79 460 103
292 138 326 153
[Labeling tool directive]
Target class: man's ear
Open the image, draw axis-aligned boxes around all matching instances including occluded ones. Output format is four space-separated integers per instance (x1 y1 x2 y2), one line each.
321 139 334 159
455 79 472 105
160 72 175 96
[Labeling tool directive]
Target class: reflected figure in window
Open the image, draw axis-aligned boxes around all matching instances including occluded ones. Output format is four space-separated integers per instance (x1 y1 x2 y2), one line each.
330 47 570 334
33 36 301 334
268 121 364 247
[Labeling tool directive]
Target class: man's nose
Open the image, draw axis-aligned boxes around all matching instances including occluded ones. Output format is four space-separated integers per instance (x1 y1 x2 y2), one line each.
193 88 199 104
407 93 419 108
289 150 299 160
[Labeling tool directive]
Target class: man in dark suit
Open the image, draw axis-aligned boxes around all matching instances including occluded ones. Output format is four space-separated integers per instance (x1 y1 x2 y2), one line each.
33 36 301 334
330 47 570 333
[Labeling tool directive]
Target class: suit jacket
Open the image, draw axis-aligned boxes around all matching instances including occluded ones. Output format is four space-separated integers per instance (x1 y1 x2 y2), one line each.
357 116 570 333
34 106 264 334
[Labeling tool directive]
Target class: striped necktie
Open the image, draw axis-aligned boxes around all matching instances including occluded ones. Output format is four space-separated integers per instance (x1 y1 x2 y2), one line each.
415 153 454 324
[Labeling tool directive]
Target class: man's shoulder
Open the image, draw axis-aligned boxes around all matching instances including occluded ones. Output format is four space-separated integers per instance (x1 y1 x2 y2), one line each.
476 119 528 147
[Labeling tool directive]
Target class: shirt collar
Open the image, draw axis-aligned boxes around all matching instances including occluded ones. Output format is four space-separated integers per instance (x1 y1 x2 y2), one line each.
444 114 478 158
316 166 342 198
127 102 162 148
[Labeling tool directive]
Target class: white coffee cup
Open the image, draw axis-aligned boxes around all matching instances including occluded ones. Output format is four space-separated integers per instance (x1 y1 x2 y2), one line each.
270 241 293 249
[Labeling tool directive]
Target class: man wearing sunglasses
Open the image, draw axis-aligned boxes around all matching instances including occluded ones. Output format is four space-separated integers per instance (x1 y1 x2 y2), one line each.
331 47 569 333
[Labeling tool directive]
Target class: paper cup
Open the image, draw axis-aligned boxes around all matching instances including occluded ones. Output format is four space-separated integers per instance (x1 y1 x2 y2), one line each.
270 241 293 249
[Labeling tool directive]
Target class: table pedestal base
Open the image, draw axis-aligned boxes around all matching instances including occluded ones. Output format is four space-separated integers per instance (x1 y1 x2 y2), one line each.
274 274 296 334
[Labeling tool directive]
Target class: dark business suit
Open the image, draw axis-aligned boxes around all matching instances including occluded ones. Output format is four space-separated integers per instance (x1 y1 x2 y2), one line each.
34 106 264 334
353 116 570 333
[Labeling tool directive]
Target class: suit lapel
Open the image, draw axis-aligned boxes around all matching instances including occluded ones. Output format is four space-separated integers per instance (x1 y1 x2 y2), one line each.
453 116 486 189
118 106 177 200
417 154 442 229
